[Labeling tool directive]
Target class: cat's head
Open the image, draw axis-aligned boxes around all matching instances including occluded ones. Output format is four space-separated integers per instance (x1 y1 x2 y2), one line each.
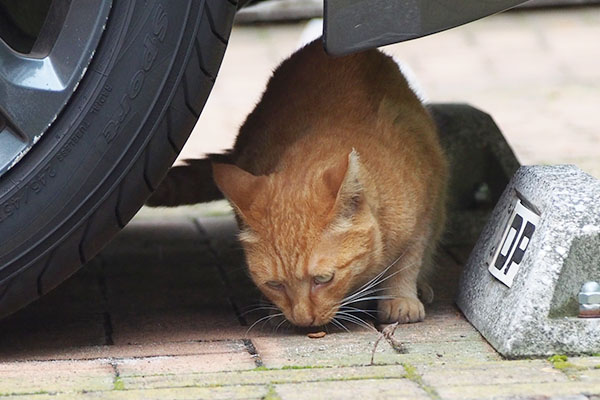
213 150 383 327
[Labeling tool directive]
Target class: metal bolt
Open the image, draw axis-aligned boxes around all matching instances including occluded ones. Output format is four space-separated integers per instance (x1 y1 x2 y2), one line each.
578 281 600 318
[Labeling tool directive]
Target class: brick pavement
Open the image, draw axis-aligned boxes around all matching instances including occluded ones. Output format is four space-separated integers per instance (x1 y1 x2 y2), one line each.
0 212 599 399
1 6 600 400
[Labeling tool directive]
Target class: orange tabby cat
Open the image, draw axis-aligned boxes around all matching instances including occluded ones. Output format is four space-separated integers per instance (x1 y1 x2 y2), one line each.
153 39 448 327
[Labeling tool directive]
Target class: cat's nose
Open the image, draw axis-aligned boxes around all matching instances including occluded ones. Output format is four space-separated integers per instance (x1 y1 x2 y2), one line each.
292 309 316 327
294 316 316 327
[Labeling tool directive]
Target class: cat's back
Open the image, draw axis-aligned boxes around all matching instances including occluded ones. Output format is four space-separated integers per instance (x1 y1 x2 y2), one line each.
263 41 422 120
231 40 437 175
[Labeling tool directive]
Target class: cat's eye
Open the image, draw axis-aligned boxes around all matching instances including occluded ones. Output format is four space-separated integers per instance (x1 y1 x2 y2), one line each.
265 281 284 290
313 273 334 285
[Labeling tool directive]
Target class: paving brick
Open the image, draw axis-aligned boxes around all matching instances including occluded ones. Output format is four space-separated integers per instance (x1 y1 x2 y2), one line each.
102 255 224 311
0 259 107 361
389 323 482 344
196 215 239 252
0 340 249 363
3 386 268 400
419 358 600 399
417 360 568 387
427 248 465 302
435 381 600 400
0 317 107 362
275 378 429 400
117 352 256 378
253 327 499 369
110 309 244 345
99 226 245 343
248 306 492 369
252 332 387 368
28 258 105 315
402 340 500 363
121 364 408 390
577 367 600 382
101 248 216 279
101 218 209 255
113 386 267 400
196 215 269 324
196 216 244 272
569 356 600 369
0 360 113 395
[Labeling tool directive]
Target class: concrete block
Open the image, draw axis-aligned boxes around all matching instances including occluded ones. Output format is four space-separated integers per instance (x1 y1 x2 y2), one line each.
457 165 600 357
428 104 520 247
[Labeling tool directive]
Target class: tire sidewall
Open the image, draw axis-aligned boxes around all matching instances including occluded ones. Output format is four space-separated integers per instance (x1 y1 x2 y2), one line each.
0 0 198 277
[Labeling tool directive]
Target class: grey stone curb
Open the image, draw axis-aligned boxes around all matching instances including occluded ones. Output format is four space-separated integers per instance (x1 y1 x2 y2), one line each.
457 165 600 358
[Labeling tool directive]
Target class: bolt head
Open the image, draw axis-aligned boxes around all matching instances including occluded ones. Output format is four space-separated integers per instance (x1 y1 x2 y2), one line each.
578 281 600 305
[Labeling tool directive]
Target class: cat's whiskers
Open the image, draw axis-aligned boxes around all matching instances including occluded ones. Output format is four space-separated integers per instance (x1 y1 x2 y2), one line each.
338 305 380 317
340 259 419 310
331 266 414 319
340 287 391 306
334 312 377 332
340 246 414 305
344 259 398 301
273 317 289 333
240 305 281 317
330 318 351 333
340 268 392 305
245 312 284 336
339 295 396 307
241 299 277 310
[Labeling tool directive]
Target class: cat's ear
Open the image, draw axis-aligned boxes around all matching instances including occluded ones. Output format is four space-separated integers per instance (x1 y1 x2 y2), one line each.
323 149 363 222
212 163 266 218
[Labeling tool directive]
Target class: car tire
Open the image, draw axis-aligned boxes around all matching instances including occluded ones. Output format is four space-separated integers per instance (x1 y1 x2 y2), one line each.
0 0 237 319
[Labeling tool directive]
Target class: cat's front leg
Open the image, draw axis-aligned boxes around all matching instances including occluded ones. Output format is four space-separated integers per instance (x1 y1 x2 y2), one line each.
377 243 427 324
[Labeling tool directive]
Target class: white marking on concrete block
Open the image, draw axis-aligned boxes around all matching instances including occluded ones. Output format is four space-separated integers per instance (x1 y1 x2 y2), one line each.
489 199 540 287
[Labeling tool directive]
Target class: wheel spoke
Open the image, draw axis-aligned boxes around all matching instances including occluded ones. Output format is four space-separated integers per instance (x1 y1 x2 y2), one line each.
0 1 112 177
0 124 27 174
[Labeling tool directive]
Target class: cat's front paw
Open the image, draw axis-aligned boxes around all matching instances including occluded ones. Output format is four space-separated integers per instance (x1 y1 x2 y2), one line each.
378 297 425 324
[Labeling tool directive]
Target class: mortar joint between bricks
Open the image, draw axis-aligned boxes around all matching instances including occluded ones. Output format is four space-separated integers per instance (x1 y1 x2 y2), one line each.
243 338 264 367
191 218 248 326
96 255 115 345
110 362 125 390
402 362 441 400
191 219 232 285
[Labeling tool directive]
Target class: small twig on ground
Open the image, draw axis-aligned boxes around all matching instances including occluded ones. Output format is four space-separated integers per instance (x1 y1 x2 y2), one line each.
370 322 405 365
